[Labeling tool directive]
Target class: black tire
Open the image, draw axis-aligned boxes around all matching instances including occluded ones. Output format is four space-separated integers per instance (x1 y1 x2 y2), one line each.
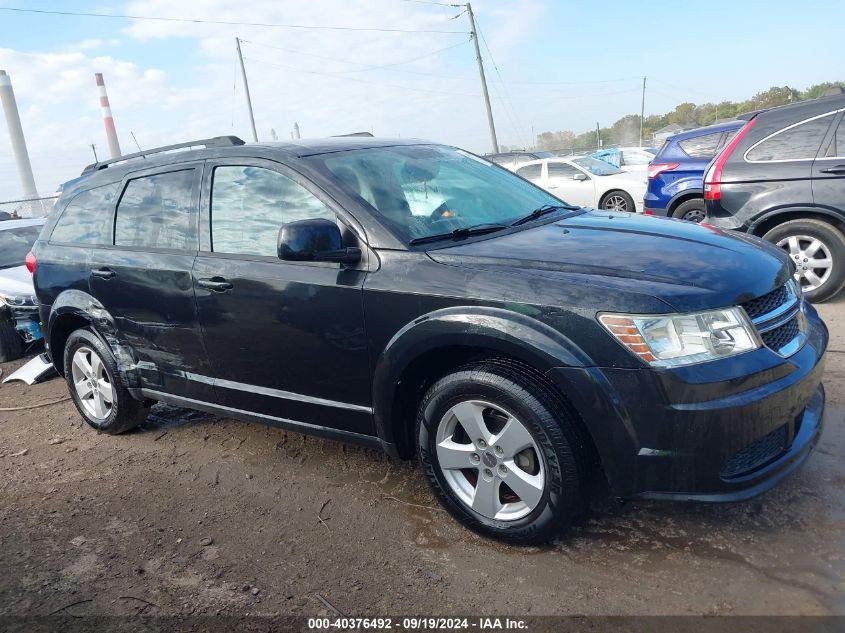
0 315 24 363
762 219 845 303
416 360 592 545
600 190 635 213
63 328 149 434
671 198 706 223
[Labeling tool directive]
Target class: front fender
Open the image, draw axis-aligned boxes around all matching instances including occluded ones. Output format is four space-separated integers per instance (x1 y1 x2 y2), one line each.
371 305 592 450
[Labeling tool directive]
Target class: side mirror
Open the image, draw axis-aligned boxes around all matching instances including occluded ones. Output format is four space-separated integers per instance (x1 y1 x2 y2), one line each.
278 218 362 265
573 172 589 181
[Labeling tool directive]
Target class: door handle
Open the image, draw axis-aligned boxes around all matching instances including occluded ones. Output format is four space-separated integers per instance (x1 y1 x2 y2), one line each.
197 277 233 292
819 165 845 174
91 267 116 280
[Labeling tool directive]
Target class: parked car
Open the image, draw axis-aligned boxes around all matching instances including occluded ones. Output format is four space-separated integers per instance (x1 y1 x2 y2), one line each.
485 150 556 171
644 120 744 222
592 146 657 173
0 217 45 361
31 136 827 544
515 156 646 212
704 93 845 302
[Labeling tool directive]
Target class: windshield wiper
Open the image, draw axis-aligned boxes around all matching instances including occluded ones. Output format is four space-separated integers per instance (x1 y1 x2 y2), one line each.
408 223 507 246
509 204 581 227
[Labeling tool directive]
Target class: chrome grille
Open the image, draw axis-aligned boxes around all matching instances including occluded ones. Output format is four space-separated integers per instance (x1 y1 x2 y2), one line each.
741 281 805 356
742 285 789 321
761 317 800 351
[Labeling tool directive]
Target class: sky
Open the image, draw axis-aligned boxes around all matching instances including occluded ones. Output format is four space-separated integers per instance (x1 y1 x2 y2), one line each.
0 0 843 200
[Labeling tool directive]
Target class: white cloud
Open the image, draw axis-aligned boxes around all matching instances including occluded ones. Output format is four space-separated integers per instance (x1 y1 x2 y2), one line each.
0 0 545 200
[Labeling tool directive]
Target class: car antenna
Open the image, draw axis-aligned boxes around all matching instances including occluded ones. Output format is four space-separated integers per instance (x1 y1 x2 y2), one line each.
130 131 143 155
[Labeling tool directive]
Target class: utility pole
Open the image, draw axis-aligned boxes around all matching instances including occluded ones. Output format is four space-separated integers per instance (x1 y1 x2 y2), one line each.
466 3 498 154
639 76 646 147
596 122 601 151
235 37 258 142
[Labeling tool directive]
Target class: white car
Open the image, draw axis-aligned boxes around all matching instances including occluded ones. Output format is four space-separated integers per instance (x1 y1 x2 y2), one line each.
514 156 647 213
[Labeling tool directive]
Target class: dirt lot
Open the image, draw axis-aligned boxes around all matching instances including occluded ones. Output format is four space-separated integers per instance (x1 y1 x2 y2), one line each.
1 298 843 619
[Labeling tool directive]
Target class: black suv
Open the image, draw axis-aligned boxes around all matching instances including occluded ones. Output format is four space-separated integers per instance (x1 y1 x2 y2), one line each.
704 93 845 302
31 136 827 543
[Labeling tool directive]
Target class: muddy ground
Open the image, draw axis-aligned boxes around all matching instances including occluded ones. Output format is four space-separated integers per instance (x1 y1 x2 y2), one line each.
0 298 843 619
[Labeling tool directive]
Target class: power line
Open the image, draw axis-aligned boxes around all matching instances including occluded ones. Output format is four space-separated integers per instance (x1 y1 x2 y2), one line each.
0 6 468 34
243 56 481 98
242 37 472 75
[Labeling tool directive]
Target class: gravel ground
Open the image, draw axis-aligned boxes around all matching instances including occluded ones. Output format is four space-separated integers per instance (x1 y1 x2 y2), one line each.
0 297 843 619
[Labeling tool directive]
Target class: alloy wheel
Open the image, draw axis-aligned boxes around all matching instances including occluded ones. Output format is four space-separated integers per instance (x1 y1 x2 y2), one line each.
435 400 545 521
776 234 833 292
603 195 628 212
70 346 115 420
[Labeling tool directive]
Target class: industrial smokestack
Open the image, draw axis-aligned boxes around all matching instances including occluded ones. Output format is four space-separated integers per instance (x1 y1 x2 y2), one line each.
95 73 121 158
0 70 39 200
293 122 300 139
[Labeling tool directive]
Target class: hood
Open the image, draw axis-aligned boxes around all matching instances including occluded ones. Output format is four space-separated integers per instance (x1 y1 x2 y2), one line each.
427 211 792 312
0 265 36 298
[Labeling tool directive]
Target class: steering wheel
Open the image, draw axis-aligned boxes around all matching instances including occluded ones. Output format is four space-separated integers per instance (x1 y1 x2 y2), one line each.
429 200 460 222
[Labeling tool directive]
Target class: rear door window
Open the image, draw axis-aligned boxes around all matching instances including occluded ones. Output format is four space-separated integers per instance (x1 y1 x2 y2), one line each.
746 115 834 162
679 132 723 159
50 183 119 244
114 170 197 250
516 164 542 180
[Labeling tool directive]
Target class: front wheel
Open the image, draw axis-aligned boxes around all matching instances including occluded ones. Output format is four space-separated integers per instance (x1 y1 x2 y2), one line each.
763 219 845 302
600 190 635 213
416 361 591 544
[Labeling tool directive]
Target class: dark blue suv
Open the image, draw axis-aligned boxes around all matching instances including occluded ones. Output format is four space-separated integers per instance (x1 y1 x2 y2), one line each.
644 120 744 222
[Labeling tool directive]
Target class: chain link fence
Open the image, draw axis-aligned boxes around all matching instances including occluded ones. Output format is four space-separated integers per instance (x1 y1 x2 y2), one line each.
0 195 59 219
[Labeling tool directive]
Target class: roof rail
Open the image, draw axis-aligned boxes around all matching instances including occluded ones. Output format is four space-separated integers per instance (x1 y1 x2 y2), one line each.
81 135 246 175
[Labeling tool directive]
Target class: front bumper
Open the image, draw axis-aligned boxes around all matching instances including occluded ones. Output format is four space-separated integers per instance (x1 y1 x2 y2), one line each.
547 302 828 501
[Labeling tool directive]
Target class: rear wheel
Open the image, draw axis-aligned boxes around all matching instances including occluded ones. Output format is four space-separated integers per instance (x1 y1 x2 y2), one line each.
671 198 705 223
763 219 845 302
0 315 24 363
63 329 149 434
600 190 635 213
417 361 591 544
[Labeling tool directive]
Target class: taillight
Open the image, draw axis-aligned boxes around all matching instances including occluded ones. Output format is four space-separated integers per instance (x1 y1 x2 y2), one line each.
647 163 679 179
25 251 36 275
703 118 757 201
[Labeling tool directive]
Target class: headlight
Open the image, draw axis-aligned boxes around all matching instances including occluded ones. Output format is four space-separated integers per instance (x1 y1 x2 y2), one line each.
599 307 759 367
0 293 38 307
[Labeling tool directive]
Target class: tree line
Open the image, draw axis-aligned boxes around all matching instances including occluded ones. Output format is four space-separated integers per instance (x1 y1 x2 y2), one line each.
531 81 844 152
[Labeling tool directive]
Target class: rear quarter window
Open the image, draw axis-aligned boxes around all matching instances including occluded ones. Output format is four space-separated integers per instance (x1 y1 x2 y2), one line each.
50 182 119 245
679 132 723 159
746 114 834 162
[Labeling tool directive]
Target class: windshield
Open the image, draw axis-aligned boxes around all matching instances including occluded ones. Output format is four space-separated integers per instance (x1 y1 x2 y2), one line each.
572 156 623 176
0 225 40 269
310 145 569 244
